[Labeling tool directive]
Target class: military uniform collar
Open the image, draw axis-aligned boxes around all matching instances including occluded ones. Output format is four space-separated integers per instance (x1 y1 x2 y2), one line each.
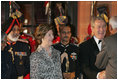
7 41 16 45
60 42 70 48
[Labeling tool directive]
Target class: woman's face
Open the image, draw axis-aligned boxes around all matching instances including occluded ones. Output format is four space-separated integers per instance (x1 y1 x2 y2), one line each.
42 30 54 46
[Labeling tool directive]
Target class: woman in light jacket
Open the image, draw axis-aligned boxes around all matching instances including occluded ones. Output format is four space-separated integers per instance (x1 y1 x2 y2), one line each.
30 24 62 79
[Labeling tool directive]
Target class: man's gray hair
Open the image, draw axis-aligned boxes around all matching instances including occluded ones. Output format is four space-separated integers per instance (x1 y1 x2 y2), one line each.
91 16 106 28
109 16 117 29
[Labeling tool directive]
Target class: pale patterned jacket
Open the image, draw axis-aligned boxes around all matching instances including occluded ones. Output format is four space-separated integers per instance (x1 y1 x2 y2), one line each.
30 45 62 79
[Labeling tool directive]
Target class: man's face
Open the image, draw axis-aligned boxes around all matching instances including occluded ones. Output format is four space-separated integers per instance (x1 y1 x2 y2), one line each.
7 25 20 41
92 20 106 40
60 26 71 43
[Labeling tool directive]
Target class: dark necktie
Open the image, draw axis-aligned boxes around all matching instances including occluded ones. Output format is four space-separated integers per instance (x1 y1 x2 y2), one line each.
98 40 102 44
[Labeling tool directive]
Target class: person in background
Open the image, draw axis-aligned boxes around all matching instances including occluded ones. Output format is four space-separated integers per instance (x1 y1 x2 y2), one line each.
1 31 7 51
53 25 80 79
1 16 30 79
79 16 107 79
53 16 79 45
19 25 36 53
30 24 62 79
1 31 12 79
95 16 117 79
19 30 36 53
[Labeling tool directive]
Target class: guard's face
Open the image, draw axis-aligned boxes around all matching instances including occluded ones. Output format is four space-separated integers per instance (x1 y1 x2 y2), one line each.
12 25 20 38
42 30 54 46
92 20 106 40
60 27 71 43
7 25 20 41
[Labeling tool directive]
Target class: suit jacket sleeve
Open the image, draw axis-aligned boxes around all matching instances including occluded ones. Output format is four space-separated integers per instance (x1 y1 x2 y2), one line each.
79 44 98 79
95 40 108 69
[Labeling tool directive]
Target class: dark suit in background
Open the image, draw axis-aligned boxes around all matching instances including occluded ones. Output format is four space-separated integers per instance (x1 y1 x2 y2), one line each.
95 33 117 79
79 37 103 79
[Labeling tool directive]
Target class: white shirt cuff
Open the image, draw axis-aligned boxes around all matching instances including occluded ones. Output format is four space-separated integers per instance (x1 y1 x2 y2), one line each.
97 72 100 79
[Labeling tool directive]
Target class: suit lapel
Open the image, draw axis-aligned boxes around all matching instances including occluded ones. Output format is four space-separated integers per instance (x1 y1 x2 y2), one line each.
90 37 100 55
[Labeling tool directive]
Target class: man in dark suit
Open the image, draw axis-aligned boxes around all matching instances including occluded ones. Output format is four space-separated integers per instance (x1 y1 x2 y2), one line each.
95 16 117 79
79 16 107 79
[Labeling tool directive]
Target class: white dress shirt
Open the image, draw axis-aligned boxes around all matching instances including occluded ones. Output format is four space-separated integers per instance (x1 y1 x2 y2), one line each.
93 36 103 78
93 36 102 51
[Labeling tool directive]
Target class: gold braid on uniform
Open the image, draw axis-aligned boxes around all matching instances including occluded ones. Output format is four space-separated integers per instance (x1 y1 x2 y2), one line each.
11 10 22 19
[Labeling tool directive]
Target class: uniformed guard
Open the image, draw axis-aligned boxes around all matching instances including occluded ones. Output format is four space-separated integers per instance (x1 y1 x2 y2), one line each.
2 12 30 79
53 25 80 79
53 16 79 45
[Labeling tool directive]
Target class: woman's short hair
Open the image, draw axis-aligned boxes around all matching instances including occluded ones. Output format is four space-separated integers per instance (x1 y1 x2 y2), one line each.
34 24 53 45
